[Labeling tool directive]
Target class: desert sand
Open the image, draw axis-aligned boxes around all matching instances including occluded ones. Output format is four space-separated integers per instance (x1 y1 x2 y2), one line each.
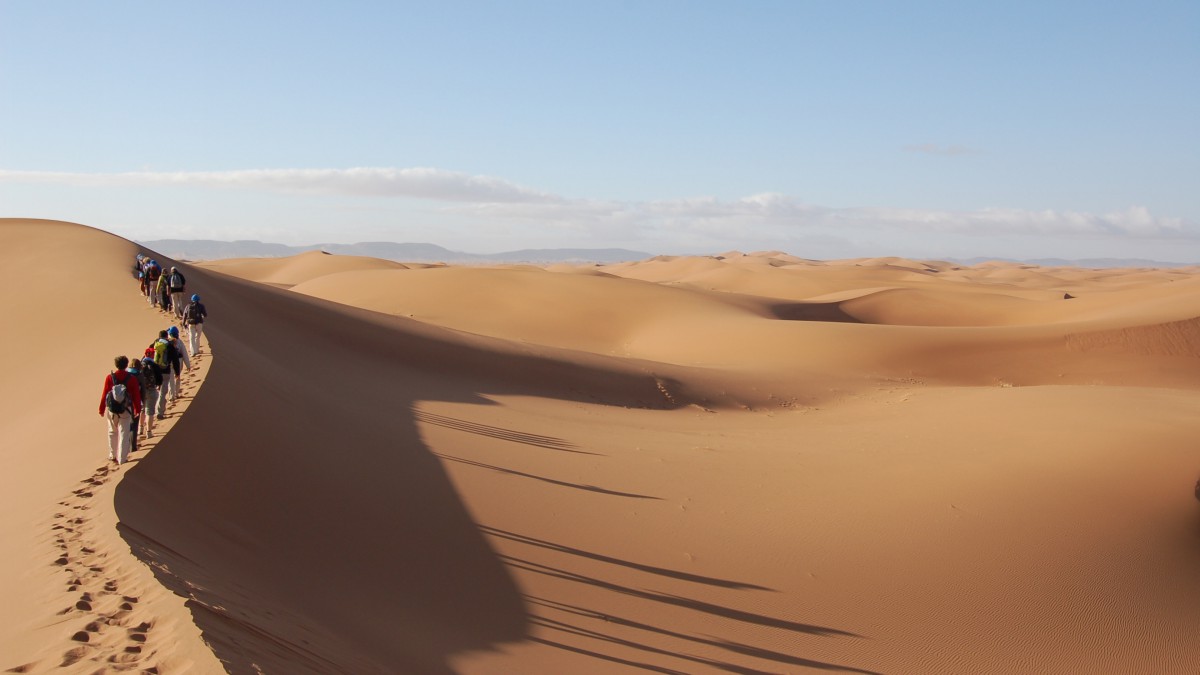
4 218 1200 673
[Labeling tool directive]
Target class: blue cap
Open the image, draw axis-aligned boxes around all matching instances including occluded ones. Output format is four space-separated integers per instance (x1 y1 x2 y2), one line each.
191 294 200 302
168 326 179 337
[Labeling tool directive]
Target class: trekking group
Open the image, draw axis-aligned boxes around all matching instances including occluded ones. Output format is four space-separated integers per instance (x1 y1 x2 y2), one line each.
99 255 209 467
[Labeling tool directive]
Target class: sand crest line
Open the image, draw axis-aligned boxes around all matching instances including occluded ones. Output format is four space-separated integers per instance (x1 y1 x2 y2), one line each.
14 286 211 674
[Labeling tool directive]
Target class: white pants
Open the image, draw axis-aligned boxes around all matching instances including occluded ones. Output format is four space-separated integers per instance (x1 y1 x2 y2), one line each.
188 323 204 354
171 291 185 319
106 411 134 464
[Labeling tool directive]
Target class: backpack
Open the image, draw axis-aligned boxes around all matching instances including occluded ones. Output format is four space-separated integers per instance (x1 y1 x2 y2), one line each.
141 358 162 387
185 302 202 324
146 263 161 281
106 372 131 415
153 339 170 368
128 365 151 394
169 271 184 290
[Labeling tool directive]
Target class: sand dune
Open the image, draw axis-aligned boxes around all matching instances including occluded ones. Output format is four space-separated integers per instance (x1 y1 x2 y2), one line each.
195 250 413 288
0 219 222 673
6 219 1200 673
206 252 1200 392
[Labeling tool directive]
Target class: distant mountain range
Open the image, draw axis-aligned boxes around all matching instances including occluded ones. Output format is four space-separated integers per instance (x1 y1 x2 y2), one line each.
137 239 655 264
954 256 1198 269
136 239 1197 268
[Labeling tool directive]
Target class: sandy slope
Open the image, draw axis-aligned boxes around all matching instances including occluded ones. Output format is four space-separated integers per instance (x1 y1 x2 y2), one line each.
0 219 222 673
6 220 1200 673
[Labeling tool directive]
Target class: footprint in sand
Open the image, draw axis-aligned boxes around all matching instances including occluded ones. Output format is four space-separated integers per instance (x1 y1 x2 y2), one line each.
35 318 198 675
43 466 162 675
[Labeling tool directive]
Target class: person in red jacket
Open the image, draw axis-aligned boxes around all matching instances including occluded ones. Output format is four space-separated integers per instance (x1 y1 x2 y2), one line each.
99 355 142 467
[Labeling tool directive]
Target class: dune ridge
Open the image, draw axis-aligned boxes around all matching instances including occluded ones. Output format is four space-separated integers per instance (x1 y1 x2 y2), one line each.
0 219 221 673
6 219 1200 673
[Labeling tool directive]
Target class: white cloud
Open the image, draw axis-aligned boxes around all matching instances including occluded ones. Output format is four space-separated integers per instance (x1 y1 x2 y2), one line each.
0 167 557 204
463 195 1189 241
0 166 1192 244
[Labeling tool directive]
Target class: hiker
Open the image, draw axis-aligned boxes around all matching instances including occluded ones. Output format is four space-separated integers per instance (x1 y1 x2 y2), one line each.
155 268 172 313
165 326 191 406
167 266 187 320
139 347 163 437
144 259 162 306
126 356 149 454
150 330 173 417
98 356 142 467
183 294 207 355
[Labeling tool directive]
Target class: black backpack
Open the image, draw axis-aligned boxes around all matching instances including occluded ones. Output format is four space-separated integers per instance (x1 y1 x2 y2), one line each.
141 358 163 387
105 372 132 415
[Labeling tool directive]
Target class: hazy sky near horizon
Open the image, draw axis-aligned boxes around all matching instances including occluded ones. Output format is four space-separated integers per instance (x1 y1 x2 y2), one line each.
1 1 1197 260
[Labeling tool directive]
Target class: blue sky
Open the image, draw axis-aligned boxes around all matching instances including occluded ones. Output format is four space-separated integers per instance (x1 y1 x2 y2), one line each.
1 1 1197 260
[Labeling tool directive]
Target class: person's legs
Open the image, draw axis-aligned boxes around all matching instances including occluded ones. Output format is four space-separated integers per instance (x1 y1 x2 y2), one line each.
143 386 157 431
166 366 179 402
157 379 170 417
106 413 120 461
117 412 132 464
172 292 185 319
189 323 204 354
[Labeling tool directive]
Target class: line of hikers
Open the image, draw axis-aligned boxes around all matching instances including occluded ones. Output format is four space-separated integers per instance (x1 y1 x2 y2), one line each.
100 256 210 467
134 254 208 355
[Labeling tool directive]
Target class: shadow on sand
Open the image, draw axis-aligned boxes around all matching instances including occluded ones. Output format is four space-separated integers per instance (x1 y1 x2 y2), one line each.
116 263 872 673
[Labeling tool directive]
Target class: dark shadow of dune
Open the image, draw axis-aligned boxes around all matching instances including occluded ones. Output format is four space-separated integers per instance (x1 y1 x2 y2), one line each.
767 301 863 324
115 262 686 673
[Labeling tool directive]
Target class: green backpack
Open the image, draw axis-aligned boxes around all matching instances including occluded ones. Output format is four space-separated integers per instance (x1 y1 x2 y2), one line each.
153 339 170 368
